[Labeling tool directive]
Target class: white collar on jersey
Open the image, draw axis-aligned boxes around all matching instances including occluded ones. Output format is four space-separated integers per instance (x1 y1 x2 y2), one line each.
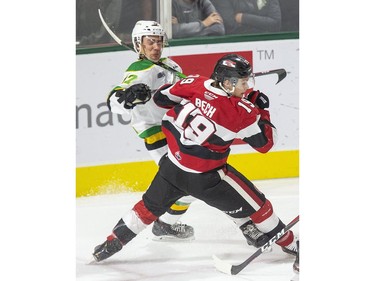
204 79 229 97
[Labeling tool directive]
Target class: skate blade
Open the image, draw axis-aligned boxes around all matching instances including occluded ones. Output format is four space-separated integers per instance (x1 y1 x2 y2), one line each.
87 256 99 265
152 235 195 242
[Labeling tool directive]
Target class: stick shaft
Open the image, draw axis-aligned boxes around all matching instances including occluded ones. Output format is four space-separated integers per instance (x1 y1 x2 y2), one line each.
231 215 299 275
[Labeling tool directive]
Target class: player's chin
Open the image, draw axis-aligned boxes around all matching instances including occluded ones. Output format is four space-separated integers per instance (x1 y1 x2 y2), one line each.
149 53 161 62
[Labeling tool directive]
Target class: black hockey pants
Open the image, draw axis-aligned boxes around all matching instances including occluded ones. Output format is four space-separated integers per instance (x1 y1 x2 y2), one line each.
142 156 267 220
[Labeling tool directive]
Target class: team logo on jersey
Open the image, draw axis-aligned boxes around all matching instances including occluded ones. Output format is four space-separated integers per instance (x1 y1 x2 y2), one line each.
157 72 165 78
222 60 236 68
223 206 243 214
204 91 218 101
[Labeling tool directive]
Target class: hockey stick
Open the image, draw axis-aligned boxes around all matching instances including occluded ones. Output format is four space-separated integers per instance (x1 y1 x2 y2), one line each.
98 9 287 83
212 215 299 275
98 8 187 79
255 69 287 84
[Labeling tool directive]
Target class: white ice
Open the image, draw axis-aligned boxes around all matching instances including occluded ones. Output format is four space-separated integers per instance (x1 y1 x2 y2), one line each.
76 178 299 281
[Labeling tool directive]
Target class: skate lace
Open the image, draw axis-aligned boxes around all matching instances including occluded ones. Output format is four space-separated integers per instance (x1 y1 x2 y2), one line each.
243 223 263 239
171 222 187 233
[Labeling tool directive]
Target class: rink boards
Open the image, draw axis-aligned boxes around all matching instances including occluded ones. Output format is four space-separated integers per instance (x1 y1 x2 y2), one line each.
76 39 299 197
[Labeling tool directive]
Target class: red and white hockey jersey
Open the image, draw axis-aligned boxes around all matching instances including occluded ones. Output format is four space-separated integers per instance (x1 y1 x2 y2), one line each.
154 75 277 173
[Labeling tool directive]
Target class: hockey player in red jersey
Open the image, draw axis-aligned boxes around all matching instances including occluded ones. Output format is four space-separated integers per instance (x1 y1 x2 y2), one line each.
93 54 298 266
105 20 266 244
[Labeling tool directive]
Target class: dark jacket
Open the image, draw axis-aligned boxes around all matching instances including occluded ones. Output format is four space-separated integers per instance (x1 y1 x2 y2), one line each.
211 0 281 35
172 0 225 38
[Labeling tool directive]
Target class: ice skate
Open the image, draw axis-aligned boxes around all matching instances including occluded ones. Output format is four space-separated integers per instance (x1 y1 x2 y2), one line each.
282 233 299 256
240 220 269 248
293 240 299 273
152 219 195 241
92 234 123 262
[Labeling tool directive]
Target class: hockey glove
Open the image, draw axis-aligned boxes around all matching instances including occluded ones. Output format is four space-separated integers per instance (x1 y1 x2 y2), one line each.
246 90 270 109
112 83 152 109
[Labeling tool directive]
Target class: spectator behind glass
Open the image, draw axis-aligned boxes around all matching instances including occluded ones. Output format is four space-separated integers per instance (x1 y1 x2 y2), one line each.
210 0 281 35
172 0 225 39
76 0 154 47
279 0 299 32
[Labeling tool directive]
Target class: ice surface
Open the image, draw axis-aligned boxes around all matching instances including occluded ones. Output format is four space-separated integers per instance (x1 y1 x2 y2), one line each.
76 178 299 281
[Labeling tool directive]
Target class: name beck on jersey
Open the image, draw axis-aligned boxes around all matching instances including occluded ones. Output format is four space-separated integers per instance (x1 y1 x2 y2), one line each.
195 96 217 118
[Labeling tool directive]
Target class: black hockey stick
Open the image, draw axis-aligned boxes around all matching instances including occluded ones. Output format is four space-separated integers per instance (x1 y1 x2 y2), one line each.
254 69 287 84
98 9 287 83
212 215 299 275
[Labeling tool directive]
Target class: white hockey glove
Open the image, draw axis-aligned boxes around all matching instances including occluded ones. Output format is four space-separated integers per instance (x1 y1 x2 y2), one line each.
107 84 152 113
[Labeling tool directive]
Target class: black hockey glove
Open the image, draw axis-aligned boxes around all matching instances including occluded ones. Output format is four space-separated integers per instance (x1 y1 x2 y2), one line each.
246 90 269 109
114 83 152 109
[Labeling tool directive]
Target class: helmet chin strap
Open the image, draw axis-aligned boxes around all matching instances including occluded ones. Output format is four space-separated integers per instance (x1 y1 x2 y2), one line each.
219 82 235 96
137 43 144 58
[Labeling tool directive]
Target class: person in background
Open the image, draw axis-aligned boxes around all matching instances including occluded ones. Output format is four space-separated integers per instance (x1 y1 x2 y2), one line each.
279 0 299 32
210 0 281 35
92 54 298 265
76 0 154 46
172 0 225 39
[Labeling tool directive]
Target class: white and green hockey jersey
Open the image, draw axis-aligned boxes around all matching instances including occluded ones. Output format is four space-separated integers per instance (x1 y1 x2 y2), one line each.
107 57 182 163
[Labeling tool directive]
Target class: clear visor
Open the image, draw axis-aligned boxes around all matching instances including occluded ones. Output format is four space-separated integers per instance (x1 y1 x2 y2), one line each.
144 36 166 48
233 75 255 92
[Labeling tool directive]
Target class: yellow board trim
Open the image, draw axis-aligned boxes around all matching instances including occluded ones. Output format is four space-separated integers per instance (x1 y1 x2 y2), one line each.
76 150 299 197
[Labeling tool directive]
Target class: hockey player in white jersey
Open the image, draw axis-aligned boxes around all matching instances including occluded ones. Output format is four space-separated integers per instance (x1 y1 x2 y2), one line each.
106 20 195 240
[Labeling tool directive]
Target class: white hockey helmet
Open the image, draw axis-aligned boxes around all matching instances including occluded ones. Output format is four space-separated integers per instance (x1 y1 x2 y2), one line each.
131 20 167 54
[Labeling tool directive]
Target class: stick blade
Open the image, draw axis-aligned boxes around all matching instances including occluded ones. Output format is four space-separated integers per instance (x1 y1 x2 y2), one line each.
254 68 287 84
276 69 287 84
212 255 233 275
